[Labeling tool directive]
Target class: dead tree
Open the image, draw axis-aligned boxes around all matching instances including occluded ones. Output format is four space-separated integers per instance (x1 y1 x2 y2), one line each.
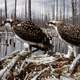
56 0 58 20
28 0 31 21
5 0 7 19
66 1 69 23
71 0 77 25
72 0 75 25
79 0 80 14
4 0 8 56
25 0 27 20
60 7 62 20
0 9 2 24
63 0 65 22
14 0 17 20
78 0 80 24
58 0 62 20
44 14 48 23
52 0 55 20
74 0 77 24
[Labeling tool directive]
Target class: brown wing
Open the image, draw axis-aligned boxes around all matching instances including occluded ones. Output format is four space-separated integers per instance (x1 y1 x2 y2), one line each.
13 21 50 46
58 24 80 46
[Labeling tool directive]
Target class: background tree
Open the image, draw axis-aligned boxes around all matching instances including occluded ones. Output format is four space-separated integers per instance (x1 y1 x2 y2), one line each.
56 0 58 20
14 0 17 20
25 0 27 20
71 0 77 25
5 0 7 19
0 9 2 24
52 0 55 20
28 0 31 21
63 0 65 22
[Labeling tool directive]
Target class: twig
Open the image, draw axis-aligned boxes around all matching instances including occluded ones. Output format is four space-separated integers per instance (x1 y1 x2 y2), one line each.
31 67 50 80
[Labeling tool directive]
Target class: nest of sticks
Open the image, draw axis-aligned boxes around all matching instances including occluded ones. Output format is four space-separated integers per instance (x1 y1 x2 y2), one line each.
0 50 80 80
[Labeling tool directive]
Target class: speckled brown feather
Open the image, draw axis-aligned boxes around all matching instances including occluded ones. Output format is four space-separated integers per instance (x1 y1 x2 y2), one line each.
12 21 51 50
57 24 80 46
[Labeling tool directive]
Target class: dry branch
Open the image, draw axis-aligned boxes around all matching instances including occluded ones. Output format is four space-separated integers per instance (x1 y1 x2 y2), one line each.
31 67 50 80
0 50 31 79
0 50 19 62
69 54 80 75
0 50 80 80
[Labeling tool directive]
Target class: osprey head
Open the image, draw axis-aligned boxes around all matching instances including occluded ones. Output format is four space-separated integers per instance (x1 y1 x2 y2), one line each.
48 20 64 29
1 19 13 31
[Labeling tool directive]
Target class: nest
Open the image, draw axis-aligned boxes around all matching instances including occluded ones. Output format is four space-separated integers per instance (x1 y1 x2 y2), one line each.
0 50 80 80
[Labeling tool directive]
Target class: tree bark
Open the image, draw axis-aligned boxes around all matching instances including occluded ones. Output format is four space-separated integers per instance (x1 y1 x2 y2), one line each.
25 0 27 20
14 0 17 20
5 0 7 19
28 0 31 21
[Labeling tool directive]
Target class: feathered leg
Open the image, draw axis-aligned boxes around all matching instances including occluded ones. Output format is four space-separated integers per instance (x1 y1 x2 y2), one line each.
24 43 31 52
23 43 32 57
73 46 77 57
64 44 74 58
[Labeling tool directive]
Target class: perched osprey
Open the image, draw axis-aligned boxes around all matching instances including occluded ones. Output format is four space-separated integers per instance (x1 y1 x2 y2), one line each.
48 20 80 58
3 19 52 53
48 20 80 74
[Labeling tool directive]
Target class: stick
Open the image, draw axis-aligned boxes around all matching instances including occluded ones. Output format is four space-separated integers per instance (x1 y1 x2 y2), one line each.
0 50 19 62
31 67 50 80
69 54 80 75
0 50 30 79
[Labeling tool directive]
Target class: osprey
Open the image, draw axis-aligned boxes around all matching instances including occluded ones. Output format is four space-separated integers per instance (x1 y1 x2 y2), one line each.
3 19 52 53
48 20 80 58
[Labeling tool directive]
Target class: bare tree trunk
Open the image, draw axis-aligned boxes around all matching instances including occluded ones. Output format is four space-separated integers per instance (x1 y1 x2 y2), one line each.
52 0 55 20
28 0 31 21
66 1 69 23
4 0 8 55
71 0 77 25
79 0 80 14
5 0 7 19
72 0 75 25
77 0 79 24
56 0 58 20
76 0 78 24
25 0 27 20
60 6 62 20
74 0 77 24
14 0 17 20
0 9 2 24
63 0 65 22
